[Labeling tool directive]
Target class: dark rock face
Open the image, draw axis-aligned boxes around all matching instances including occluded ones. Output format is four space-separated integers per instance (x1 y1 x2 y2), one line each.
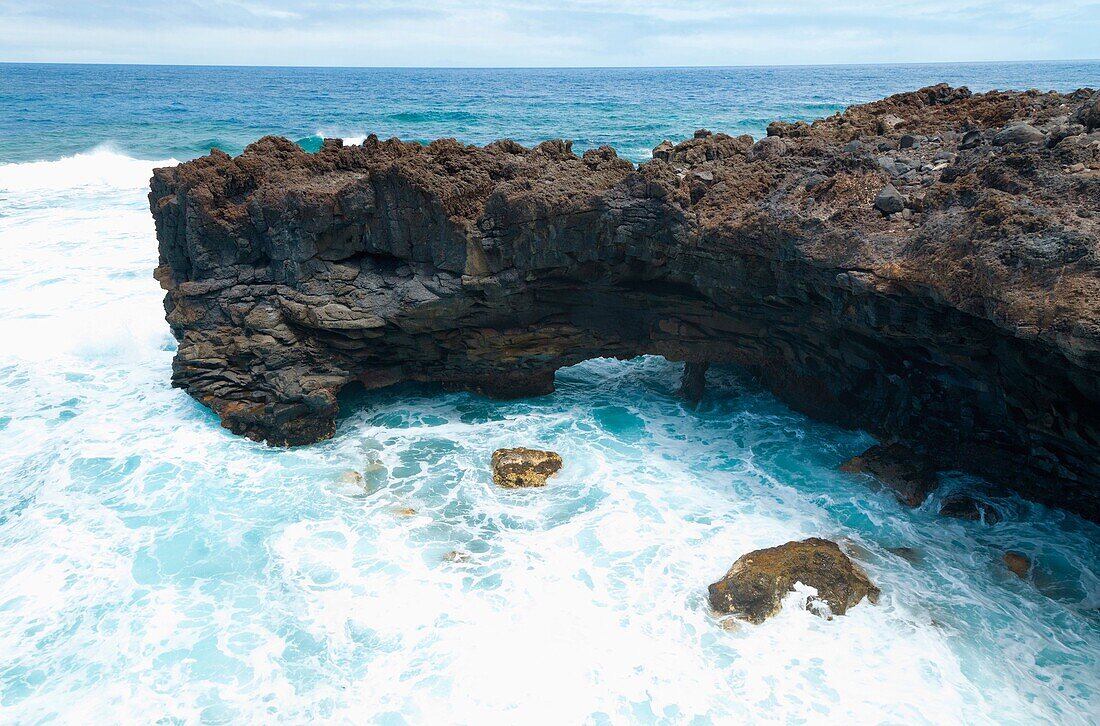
939 494 1001 524
680 361 709 404
840 443 938 507
1074 92 1100 131
490 448 563 488
150 85 1100 520
708 538 879 623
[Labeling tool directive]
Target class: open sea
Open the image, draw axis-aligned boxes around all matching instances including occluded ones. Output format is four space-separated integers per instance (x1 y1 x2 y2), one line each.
1 62 1099 723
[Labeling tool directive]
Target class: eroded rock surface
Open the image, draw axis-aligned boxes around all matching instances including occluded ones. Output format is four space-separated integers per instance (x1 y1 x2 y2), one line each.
840 443 939 507
490 447 563 488
707 538 880 623
151 85 1100 519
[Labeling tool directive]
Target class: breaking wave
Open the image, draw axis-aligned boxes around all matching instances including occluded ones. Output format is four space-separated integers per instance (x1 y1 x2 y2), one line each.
0 148 1098 723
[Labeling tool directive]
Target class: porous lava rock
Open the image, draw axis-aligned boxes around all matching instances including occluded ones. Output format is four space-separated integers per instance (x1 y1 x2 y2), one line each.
150 85 1100 520
490 447 563 488
707 538 880 623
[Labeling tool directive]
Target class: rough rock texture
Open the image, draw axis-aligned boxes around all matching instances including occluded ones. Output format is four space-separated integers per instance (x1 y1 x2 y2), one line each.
151 85 1100 520
707 538 879 623
840 442 939 506
490 447 563 488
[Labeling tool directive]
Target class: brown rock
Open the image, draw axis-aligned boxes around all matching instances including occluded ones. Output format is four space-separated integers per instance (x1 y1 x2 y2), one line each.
443 550 471 563
840 443 938 507
491 447 563 488
337 470 363 485
707 538 880 624
1004 551 1031 578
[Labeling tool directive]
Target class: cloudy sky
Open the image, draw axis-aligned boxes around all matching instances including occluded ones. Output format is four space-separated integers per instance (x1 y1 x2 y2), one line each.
0 0 1098 67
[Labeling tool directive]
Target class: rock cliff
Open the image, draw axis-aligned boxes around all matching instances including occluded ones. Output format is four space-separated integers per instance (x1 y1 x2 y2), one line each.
150 85 1100 520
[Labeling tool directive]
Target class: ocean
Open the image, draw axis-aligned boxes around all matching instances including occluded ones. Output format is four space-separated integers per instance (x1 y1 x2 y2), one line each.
0 62 1098 723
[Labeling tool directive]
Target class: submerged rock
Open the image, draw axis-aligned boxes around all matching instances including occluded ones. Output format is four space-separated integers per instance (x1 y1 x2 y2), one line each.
443 550 471 563
338 470 364 485
150 85 1100 521
1004 551 1031 578
707 538 880 624
939 494 1001 524
886 546 922 564
491 447 563 488
840 443 938 507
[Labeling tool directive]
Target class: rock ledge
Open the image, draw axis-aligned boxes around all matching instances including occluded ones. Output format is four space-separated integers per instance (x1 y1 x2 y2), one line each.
150 85 1100 519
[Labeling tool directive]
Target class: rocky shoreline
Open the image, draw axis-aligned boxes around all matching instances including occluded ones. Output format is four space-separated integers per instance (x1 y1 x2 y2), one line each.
151 85 1100 520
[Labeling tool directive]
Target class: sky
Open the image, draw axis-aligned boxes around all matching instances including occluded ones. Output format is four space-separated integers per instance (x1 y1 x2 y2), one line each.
0 0 1098 67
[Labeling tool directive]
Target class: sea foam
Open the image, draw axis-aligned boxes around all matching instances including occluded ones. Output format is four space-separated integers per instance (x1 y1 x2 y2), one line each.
0 150 1097 723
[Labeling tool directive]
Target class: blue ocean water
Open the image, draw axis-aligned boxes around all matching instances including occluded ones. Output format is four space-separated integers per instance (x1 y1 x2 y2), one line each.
0 62 1098 723
1 61 1099 163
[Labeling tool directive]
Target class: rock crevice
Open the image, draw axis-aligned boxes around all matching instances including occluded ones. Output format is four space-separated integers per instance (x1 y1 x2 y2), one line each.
151 85 1100 520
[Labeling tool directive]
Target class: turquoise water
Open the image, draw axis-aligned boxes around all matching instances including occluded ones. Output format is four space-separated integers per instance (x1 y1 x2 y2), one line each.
0 63 1098 722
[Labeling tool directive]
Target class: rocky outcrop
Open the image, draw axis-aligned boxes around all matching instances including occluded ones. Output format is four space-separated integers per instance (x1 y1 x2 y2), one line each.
840 443 938 507
939 493 1001 524
490 447 563 488
150 85 1100 520
707 538 879 623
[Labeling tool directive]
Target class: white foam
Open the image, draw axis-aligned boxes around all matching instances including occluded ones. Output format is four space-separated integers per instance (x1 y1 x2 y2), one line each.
314 129 367 146
0 154 1097 723
0 146 175 194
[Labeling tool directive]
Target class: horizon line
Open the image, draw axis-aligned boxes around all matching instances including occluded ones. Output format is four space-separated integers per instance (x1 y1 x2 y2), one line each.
1 58 1099 72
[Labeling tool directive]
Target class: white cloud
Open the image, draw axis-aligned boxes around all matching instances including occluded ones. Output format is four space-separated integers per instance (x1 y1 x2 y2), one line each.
0 0 1097 65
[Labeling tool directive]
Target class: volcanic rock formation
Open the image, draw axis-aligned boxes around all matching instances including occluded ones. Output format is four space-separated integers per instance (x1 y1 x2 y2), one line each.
708 538 880 623
491 447 563 488
150 85 1100 520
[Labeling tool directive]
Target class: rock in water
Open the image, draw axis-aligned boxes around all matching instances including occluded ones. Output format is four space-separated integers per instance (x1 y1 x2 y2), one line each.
886 546 922 564
708 538 880 624
491 447 563 488
939 494 1001 524
840 443 938 507
1004 551 1031 578
680 361 709 404
149 85 1100 521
